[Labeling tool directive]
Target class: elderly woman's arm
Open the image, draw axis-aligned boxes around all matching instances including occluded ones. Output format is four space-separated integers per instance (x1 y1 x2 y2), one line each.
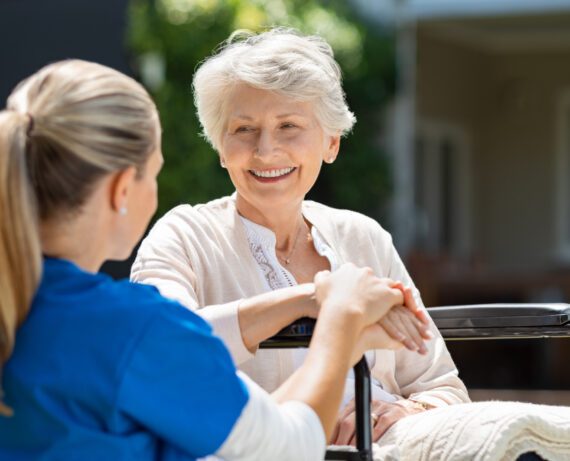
131 210 317 364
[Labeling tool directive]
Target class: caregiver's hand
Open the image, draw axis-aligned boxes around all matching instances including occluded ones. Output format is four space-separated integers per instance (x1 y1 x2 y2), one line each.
330 398 429 445
314 265 403 329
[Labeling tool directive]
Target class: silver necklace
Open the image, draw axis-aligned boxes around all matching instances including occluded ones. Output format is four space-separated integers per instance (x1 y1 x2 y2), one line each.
277 222 305 265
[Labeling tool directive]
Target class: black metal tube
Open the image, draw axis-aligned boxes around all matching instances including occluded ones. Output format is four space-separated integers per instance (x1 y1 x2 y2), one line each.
353 356 373 460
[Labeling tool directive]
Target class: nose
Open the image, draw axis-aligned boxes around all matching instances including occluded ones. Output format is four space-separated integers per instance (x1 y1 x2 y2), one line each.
254 129 276 158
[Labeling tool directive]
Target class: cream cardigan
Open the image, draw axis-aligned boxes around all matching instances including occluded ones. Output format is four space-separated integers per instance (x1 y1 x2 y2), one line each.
131 195 469 407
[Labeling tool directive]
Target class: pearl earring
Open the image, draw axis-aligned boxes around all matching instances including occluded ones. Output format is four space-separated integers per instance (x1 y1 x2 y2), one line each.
220 158 226 168
119 206 128 216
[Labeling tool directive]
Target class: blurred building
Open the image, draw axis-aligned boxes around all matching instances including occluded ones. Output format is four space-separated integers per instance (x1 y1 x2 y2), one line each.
356 0 570 310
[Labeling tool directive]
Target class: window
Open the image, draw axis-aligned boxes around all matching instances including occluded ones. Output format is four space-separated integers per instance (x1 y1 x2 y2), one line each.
414 121 471 256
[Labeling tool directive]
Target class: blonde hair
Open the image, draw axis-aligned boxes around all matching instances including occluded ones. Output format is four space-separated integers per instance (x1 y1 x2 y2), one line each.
193 28 356 152
0 60 158 416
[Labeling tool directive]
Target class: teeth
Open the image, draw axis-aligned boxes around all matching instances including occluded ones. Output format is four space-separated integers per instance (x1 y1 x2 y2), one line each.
251 167 295 178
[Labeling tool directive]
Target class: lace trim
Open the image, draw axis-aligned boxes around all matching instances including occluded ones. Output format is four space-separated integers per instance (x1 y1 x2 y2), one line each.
247 241 284 290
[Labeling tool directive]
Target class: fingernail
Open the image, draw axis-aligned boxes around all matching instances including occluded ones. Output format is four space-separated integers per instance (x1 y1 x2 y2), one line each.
425 331 435 339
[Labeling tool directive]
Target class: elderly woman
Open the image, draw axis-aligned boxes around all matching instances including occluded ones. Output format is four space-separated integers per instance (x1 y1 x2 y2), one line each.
132 28 469 444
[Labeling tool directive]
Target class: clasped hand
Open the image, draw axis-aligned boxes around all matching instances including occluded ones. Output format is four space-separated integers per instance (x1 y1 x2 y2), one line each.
314 263 433 359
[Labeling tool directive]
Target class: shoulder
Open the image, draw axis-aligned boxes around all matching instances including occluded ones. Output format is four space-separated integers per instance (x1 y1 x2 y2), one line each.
303 200 392 243
146 195 236 240
100 278 212 333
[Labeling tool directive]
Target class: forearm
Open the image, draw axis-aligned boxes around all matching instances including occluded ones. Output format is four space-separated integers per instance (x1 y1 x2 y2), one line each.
237 283 316 352
216 373 326 461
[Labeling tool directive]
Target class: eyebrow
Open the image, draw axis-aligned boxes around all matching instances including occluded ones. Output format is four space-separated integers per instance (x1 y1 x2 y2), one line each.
228 112 308 121
229 114 254 121
276 112 307 119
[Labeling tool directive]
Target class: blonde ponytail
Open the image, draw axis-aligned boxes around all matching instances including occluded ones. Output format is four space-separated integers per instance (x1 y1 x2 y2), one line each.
0 111 42 416
0 59 158 417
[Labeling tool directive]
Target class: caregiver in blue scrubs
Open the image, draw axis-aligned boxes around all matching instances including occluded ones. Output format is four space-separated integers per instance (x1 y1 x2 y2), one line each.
0 59 429 460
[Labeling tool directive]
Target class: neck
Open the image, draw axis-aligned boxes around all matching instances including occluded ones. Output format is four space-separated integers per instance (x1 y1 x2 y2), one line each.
235 194 305 253
40 209 109 274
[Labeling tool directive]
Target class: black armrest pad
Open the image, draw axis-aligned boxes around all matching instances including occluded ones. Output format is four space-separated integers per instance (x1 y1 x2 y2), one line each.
428 303 570 329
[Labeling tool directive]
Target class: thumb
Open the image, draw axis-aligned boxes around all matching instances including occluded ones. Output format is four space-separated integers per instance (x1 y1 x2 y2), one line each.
314 269 331 284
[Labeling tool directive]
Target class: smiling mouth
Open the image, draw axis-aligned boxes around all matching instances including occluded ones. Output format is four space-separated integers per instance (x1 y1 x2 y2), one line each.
249 167 297 180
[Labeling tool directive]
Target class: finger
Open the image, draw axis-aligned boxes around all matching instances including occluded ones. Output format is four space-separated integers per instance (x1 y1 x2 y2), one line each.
313 270 331 284
348 433 357 447
334 412 356 446
388 280 404 292
382 287 405 313
390 307 425 353
338 398 356 419
395 307 428 354
381 312 417 351
374 413 395 440
400 307 433 343
378 316 408 345
397 303 433 340
374 409 403 440
371 400 391 415
403 287 429 325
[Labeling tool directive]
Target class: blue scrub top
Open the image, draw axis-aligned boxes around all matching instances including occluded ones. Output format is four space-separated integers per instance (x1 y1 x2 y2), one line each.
0 257 249 460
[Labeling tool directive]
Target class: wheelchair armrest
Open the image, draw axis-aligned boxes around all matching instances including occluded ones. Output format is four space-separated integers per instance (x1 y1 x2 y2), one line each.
428 303 570 340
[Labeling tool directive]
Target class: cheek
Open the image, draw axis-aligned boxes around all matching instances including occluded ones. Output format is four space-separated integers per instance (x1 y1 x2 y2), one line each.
137 180 158 221
222 136 254 163
148 181 158 213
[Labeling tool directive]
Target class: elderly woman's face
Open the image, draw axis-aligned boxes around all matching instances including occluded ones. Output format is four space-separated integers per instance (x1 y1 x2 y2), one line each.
220 84 340 215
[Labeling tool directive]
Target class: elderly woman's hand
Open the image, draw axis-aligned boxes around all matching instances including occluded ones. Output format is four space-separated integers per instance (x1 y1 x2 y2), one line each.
330 398 430 446
347 280 433 356
379 284 433 354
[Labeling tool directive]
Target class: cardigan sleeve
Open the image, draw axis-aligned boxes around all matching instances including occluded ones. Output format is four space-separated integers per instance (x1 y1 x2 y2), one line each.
381 231 470 406
131 209 254 365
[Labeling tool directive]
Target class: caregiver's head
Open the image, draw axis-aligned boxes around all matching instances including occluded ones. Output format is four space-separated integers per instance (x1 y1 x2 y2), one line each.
0 60 160 386
193 28 355 215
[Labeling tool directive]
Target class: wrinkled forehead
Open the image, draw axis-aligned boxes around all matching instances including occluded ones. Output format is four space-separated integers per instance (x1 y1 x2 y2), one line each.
224 84 317 120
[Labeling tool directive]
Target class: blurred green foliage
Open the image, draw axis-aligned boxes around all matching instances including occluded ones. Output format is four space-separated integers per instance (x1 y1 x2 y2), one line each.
127 0 395 220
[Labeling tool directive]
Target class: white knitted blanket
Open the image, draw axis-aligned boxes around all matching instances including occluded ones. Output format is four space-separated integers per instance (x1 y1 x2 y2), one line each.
369 401 570 461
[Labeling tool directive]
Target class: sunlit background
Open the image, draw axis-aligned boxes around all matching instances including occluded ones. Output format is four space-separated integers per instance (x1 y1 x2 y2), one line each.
2 0 570 404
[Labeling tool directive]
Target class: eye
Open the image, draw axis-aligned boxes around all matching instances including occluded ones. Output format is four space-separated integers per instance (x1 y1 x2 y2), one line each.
280 122 297 129
235 125 254 134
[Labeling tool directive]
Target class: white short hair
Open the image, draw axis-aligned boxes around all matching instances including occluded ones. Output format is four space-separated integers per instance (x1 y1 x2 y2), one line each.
193 28 356 152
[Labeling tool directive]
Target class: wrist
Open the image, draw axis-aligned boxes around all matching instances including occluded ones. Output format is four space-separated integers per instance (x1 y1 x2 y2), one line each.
295 283 317 318
319 299 362 326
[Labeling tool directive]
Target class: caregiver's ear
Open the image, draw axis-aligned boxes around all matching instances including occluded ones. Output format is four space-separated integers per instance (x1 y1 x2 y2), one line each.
324 134 341 164
110 166 137 214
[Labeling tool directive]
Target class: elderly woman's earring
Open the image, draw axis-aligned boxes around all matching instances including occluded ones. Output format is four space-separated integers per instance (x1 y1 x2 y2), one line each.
119 206 128 216
220 158 226 168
